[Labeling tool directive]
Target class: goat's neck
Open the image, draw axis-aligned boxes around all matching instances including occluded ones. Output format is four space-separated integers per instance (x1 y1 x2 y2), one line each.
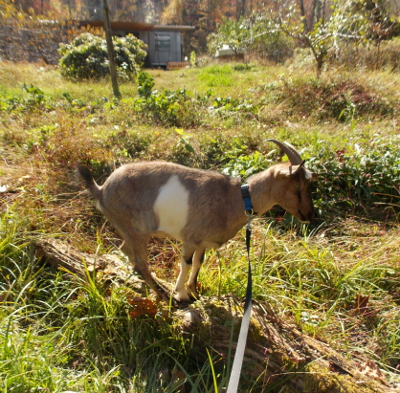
246 169 275 216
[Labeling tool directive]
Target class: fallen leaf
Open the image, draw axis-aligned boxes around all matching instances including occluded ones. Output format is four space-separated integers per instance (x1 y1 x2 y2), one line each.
359 360 388 386
128 297 157 319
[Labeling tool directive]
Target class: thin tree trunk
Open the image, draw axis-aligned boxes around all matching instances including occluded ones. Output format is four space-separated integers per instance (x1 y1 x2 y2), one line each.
297 0 309 32
103 0 121 99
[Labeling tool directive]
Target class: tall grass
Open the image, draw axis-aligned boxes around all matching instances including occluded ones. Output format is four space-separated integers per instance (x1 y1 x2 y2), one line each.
0 215 229 392
1 61 400 391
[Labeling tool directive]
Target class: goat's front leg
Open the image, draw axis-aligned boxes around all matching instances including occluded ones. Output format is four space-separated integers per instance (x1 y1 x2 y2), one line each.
122 237 171 302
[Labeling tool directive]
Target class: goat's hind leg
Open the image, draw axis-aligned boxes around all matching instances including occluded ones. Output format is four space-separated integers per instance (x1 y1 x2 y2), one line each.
187 248 205 300
175 244 205 303
121 237 172 302
174 243 200 303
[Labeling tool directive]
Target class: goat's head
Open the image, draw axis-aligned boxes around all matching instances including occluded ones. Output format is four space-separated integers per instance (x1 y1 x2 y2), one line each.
267 139 317 223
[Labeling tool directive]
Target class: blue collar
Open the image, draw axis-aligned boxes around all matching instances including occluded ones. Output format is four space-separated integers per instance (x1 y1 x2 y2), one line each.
241 184 255 215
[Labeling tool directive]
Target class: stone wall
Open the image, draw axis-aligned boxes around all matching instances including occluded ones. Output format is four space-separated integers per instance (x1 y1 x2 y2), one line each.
0 23 75 64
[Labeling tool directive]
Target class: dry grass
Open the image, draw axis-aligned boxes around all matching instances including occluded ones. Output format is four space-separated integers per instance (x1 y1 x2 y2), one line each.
1 60 400 391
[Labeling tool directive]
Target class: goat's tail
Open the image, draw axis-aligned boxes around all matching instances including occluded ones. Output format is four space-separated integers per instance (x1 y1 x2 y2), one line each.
77 163 101 200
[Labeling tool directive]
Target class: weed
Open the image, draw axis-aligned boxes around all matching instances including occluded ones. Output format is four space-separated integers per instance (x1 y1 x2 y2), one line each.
131 71 208 127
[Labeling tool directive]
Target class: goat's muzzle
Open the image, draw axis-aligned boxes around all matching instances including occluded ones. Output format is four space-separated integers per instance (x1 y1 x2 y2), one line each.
298 207 315 223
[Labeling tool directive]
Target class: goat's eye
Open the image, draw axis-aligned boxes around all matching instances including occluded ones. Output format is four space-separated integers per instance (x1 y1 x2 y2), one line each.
293 183 300 189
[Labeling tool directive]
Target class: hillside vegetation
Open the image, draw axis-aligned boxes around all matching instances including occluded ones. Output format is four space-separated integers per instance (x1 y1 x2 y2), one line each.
0 60 400 392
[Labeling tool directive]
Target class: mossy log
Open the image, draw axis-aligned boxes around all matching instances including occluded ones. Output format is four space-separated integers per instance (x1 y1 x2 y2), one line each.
35 238 398 393
177 298 396 392
34 237 145 292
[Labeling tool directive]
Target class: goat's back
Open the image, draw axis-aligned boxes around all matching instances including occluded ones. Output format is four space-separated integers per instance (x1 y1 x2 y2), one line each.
97 161 245 243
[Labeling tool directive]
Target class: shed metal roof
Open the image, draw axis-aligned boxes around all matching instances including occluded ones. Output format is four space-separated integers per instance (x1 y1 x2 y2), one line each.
78 20 194 32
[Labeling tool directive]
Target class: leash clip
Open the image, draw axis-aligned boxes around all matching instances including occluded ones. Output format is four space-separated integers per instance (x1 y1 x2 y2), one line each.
245 208 254 217
246 215 252 231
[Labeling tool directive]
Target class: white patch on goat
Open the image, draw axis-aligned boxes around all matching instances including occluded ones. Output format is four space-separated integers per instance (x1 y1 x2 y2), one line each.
304 169 312 180
154 175 190 240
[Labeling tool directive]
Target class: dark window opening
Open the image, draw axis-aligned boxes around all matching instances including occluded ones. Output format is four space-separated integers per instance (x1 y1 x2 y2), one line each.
155 34 171 51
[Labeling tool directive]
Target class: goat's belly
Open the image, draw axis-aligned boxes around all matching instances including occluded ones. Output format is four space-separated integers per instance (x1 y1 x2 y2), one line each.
153 175 190 240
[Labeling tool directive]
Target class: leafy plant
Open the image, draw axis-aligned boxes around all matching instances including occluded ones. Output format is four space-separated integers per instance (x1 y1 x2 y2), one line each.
222 150 269 178
209 96 257 118
132 71 205 127
0 83 54 112
308 139 400 215
190 51 198 66
58 33 147 80
137 71 155 98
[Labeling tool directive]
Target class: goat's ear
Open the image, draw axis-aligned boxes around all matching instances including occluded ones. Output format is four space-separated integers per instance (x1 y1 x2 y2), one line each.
276 167 292 178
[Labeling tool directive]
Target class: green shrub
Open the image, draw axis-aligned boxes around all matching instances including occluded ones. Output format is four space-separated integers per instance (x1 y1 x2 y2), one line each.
221 150 269 178
58 33 147 80
190 51 198 66
217 137 400 218
308 140 400 216
133 88 200 127
132 71 257 127
137 71 155 98
209 96 256 118
231 63 254 71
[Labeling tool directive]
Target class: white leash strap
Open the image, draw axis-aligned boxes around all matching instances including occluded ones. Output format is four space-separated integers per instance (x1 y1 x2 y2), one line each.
227 217 253 393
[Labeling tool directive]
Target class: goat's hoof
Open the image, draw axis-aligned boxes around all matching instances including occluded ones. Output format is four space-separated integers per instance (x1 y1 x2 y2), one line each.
172 294 195 308
188 292 200 303
175 295 201 309
186 287 201 302
176 299 192 309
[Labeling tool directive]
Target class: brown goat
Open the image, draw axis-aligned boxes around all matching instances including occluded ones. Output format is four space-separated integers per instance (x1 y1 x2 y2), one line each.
78 139 317 302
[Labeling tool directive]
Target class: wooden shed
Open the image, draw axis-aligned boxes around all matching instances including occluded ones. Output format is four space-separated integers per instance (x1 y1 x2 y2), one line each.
79 20 194 68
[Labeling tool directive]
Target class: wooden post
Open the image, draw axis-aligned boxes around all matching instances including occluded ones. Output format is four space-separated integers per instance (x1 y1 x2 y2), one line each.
103 0 121 99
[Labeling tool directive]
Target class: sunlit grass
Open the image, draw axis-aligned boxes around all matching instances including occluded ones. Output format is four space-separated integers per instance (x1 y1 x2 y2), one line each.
1 60 400 391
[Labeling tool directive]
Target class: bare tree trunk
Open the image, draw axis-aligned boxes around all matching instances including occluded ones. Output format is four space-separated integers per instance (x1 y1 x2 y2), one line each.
103 0 121 99
236 0 246 19
297 0 309 32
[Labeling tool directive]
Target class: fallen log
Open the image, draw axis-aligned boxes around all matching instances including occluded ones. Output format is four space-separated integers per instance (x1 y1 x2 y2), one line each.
34 238 398 392
178 298 397 392
34 237 145 292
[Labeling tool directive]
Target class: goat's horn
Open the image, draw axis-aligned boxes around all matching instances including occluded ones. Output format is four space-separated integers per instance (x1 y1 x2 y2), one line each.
266 139 303 165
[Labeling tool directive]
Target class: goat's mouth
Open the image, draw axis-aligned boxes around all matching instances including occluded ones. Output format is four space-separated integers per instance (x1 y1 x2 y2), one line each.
297 209 313 223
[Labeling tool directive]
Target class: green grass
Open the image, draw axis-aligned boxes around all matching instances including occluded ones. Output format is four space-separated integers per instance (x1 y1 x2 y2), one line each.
1 59 400 391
